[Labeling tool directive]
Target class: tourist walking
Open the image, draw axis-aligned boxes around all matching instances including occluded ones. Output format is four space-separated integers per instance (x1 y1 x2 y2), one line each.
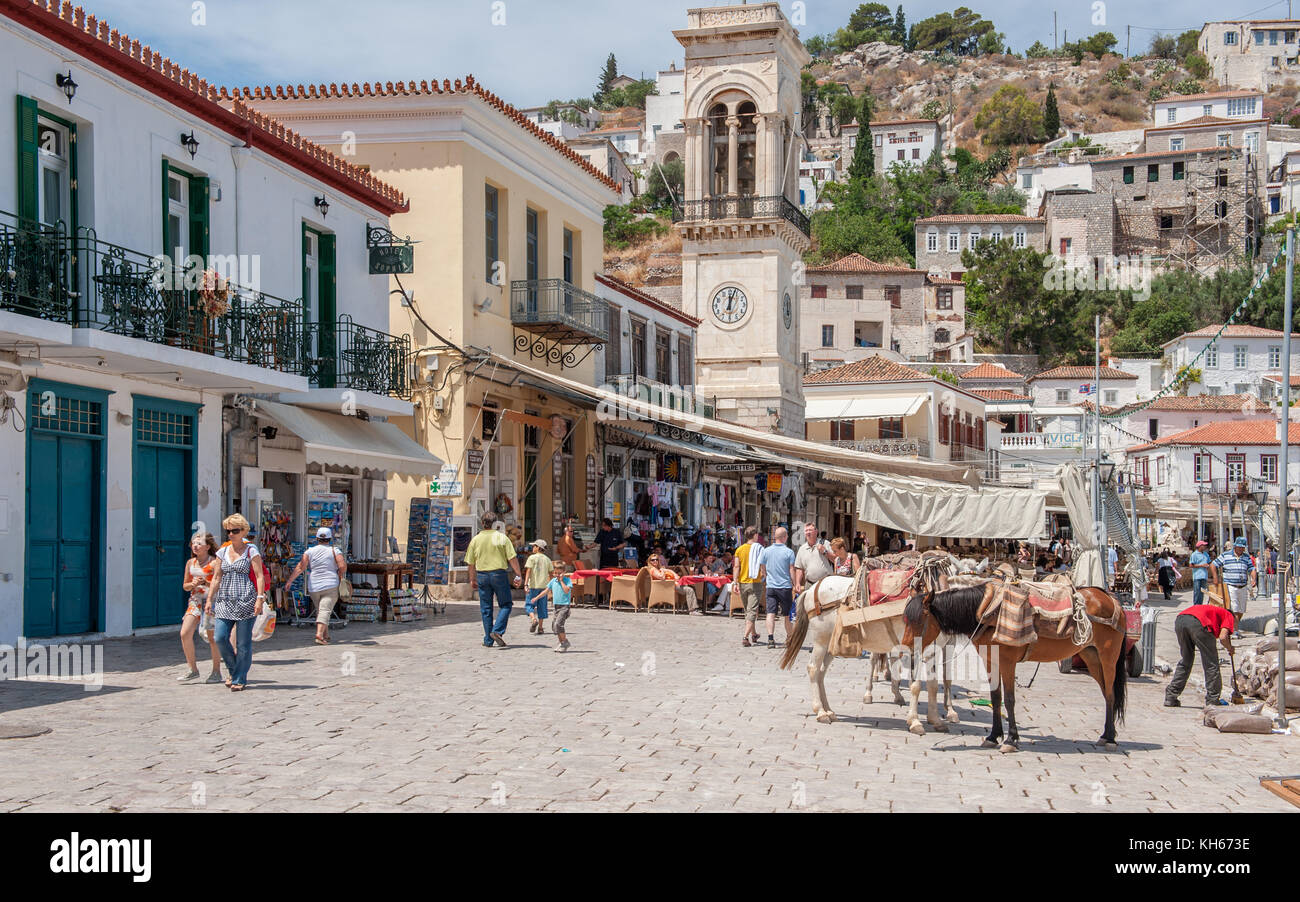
757 527 796 648
524 539 553 635
1156 549 1180 600
179 531 223 683
204 514 267 691
1210 538 1254 632
465 513 524 648
532 561 574 652
285 527 348 645
733 526 764 647
1164 603 1235 708
1189 540 1211 606
793 522 834 595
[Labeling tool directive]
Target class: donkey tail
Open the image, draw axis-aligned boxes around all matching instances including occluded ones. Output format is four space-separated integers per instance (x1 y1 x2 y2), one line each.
1111 603 1128 724
780 598 810 671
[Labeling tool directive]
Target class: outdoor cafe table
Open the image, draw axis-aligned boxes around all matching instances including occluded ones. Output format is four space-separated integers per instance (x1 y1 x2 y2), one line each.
572 568 640 581
677 575 730 588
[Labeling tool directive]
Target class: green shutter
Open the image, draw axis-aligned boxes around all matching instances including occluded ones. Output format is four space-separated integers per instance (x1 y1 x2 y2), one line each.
188 175 209 262
161 160 171 258
17 95 39 223
319 232 337 388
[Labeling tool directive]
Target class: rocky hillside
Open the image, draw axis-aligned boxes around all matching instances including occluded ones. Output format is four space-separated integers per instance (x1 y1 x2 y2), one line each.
812 42 1296 150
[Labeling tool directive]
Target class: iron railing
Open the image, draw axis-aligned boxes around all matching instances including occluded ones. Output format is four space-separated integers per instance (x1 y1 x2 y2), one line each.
309 314 411 399
671 194 811 236
510 279 609 343
0 215 74 322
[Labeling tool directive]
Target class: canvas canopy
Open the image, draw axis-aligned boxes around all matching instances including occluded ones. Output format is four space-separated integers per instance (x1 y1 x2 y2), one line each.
855 472 1047 539
1062 463 1106 589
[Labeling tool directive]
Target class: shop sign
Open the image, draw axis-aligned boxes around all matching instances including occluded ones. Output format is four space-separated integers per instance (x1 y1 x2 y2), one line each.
766 473 784 493
366 224 417 274
466 450 485 475
710 462 757 473
430 464 461 497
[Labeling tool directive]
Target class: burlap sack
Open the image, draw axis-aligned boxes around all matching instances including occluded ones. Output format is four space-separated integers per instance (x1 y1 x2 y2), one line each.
1215 713 1274 734
1257 637 1299 654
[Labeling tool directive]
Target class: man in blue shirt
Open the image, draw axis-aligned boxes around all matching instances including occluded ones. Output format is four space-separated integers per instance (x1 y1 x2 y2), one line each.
757 526 797 649
1188 540 1211 606
1211 538 1255 631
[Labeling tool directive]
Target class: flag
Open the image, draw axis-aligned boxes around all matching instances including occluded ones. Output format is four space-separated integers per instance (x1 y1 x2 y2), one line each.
1079 383 1095 395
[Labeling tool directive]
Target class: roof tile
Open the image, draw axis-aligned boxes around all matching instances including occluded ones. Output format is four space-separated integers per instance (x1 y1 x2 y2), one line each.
1028 365 1138 381
960 361 1024 381
806 253 922 275
1129 419 1292 452
803 356 928 385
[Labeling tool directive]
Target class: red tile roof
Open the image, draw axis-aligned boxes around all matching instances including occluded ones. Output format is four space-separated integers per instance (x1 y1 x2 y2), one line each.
595 274 701 327
926 275 964 285
806 253 923 275
1156 89 1264 103
802 356 928 385
222 80 621 194
969 389 1032 402
867 118 941 128
1028 365 1138 381
1263 373 1300 386
1181 324 1296 338
4 0 408 214
916 214 1042 224
961 361 1024 381
1089 148 1238 164
1123 393 1269 412
1128 419 1295 452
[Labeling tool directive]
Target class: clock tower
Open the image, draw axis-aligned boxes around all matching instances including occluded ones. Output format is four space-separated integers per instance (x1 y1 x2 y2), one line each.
674 3 811 437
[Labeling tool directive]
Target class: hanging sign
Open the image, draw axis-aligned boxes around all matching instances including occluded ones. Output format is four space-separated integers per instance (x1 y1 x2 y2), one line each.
366 224 417 274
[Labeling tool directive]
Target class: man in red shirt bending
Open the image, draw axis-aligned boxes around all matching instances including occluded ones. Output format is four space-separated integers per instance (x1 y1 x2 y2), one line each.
1164 604 1235 708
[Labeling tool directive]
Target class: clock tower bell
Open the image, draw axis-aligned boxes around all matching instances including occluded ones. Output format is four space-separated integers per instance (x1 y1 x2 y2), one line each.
674 3 810 436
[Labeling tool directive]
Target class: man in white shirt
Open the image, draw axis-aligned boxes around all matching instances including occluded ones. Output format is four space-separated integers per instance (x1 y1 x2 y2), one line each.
794 522 834 595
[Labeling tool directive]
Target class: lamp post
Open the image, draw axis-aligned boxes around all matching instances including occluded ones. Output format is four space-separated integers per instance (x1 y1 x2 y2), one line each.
1278 225 1294 728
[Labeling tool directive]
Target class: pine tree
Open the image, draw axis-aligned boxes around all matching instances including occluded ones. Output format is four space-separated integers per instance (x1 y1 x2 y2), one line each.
892 5 906 45
595 53 618 105
1043 82 1060 138
847 96 875 181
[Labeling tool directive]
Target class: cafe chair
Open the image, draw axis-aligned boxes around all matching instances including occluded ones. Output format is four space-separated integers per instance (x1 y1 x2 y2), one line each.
609 571 645 612
729 584 746 617
647 579 680 613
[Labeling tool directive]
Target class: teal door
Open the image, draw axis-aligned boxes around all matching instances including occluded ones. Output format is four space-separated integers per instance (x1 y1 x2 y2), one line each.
25 384 106 638
523 452 539 542
132 400 197 629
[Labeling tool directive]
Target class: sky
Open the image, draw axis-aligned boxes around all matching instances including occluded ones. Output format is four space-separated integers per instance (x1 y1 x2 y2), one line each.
74 0 1300 107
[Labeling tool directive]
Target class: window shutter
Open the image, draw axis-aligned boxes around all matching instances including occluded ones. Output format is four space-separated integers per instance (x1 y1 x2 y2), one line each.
188 175 210 262
319 232 337 388
161 159 171 256
17 95 39 223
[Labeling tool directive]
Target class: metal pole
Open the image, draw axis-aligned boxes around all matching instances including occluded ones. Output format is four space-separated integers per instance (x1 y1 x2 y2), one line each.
1277 226 1293 727
1216 495 1224 553
1198 481 1204 542
1093 315 1103 530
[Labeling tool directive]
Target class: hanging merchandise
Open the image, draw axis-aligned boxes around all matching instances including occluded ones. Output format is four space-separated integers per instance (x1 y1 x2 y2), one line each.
307 492 350 556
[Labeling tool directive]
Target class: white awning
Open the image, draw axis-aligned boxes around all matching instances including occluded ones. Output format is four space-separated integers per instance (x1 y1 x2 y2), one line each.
857 472 1048 539
984 402 1034 414
252 400 443 478
804 395 927 421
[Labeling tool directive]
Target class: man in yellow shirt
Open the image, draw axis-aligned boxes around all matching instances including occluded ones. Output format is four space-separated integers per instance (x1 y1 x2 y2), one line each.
732 525 765 647
465 513 523 648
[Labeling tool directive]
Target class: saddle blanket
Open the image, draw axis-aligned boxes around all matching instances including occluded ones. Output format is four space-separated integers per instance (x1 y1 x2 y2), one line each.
979 581 1078 646
867 568 914 606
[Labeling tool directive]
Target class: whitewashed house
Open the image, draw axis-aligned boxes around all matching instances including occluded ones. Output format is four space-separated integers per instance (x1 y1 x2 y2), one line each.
1162 324 1300 398
0 2 419 645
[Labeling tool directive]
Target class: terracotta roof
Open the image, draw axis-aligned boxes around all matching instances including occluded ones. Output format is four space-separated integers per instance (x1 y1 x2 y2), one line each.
1264 373 1300 386
867 118 941 128
806 253 923 275
1179 324 1296 339
1155 89 1264 103
926 275 964 285
221 80 621 194
1145 116 1268 133
1028 365 1138 381
1128 419 1296 453
1117 393 1269 413
961 362 1024 381
3 0 407 214
969 389 1032 402
802 356 928 385
594 274 701 327
915 214 1043 224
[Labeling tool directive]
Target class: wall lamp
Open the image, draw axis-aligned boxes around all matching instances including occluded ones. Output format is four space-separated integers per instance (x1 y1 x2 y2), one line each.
180 131 200 158
56 70 78 103
315 196 330 217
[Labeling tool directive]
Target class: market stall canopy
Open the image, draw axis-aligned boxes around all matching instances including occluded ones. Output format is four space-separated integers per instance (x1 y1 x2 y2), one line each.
1061 463 1106 588
855 472 1047 539
252 400 443 478
804 396 926 421
476 350 979 486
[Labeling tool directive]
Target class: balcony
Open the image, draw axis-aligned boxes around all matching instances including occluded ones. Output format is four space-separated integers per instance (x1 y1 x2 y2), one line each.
830 437 931 458
671 194 811 237
998 431 1085 451
607 373 715 418
511 279 609 369
0 211 410 397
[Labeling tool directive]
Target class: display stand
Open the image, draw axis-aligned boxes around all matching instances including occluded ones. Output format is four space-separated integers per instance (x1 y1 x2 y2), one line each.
406 498 452 614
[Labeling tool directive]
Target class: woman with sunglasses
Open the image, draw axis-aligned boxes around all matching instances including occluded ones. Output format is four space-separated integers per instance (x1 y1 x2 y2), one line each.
204 514 268 691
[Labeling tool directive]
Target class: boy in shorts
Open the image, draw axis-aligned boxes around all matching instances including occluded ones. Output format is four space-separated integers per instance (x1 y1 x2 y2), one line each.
534 562 574 652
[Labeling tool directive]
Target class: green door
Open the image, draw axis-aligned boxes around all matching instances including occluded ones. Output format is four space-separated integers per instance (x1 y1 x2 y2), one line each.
132 400 197 629
25 383 106 638
523 452 539 543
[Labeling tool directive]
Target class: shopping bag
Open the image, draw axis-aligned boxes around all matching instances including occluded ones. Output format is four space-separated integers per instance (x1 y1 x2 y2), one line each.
337 578 353 601
196 611 214 643
250 606 277 642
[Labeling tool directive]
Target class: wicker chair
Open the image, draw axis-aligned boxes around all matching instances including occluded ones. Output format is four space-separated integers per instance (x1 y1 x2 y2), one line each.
647 579 681 613
609 569 650 612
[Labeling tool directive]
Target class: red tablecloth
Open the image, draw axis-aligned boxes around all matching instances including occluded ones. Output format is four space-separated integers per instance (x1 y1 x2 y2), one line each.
678 574 730 588
573 568 639 582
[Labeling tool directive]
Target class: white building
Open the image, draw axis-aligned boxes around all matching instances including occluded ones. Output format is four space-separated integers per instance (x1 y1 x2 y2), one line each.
521 104 602 141
0 2 418 644
1200 20 1300 91
1151 90 1264 127
1161 324 1300 398
645 65 685 161
1118 393 1273 445
840 119 943 176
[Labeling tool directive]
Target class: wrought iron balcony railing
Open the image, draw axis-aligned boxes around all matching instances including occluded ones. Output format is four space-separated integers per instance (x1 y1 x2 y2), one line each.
671 194 811 237
510 279 609 345
305 314 411 399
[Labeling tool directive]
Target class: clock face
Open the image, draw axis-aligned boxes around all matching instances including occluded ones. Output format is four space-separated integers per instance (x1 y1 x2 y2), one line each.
711 286 748 325
782 291 792 329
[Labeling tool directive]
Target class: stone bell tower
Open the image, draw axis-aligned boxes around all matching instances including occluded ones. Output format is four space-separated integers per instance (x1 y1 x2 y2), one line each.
674 2 811 437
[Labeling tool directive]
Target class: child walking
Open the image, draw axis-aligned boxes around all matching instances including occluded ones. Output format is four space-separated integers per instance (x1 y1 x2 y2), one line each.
538 562 574 652
524 539 553 635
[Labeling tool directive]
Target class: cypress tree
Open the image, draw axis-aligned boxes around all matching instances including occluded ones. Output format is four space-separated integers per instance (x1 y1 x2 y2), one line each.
1044 82 1060 138
595 53 618 105
892 5 906 45
847 96 875 181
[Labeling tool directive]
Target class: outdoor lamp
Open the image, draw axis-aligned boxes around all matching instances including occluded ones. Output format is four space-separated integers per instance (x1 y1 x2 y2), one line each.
56 70 78 103
1098 460 1116 485
180 131 200 158
315 196 330 217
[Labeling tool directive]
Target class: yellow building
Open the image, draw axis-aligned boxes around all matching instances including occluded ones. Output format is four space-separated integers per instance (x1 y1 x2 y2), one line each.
232 78 621 568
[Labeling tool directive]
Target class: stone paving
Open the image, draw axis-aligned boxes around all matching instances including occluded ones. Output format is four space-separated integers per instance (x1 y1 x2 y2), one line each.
0 586 1295 812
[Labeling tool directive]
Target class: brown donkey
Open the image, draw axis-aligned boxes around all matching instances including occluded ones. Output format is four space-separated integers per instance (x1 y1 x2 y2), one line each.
900 583 1128 752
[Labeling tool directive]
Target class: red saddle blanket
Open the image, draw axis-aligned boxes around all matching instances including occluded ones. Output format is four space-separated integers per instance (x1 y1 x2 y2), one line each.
1019 579 1073 615
867 568 914 606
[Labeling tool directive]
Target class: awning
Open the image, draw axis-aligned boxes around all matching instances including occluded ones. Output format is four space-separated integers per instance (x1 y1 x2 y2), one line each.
804 395 926 421
252 400 443 478
606 423 736 462
856 472 1048 539
985 402 1034 414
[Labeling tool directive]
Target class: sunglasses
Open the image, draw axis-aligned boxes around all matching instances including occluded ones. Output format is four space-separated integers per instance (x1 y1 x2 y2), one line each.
227 528 245 534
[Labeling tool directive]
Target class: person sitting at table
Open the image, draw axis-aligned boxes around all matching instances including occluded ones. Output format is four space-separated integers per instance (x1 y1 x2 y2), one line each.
668 545 688 567
647 552 703 614
695 552 722 609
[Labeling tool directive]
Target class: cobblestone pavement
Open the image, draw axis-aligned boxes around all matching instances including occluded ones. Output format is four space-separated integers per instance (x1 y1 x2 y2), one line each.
0 587 1294 812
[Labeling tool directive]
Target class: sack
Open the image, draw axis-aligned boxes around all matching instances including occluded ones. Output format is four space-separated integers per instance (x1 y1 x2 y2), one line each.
196 611 214 643
250 606 277 642
338 578 353 601
1214 713 1273 734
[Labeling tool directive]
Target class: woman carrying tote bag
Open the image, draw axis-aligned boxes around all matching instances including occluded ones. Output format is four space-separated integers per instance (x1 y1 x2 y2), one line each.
286 526 349 645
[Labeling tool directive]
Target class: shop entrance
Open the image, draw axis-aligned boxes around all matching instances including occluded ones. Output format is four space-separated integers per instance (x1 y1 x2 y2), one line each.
523 452 539 540
131 401 197 629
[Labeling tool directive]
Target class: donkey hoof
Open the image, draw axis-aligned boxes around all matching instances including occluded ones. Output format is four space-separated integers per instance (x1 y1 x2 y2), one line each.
1102 740 1119 752
816 710 837 724
981 739 999 749
933 720 950 733
945 710 961 724
908 721 926 736
893 694 907 706
998 743 1019 754
863 694 873 705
